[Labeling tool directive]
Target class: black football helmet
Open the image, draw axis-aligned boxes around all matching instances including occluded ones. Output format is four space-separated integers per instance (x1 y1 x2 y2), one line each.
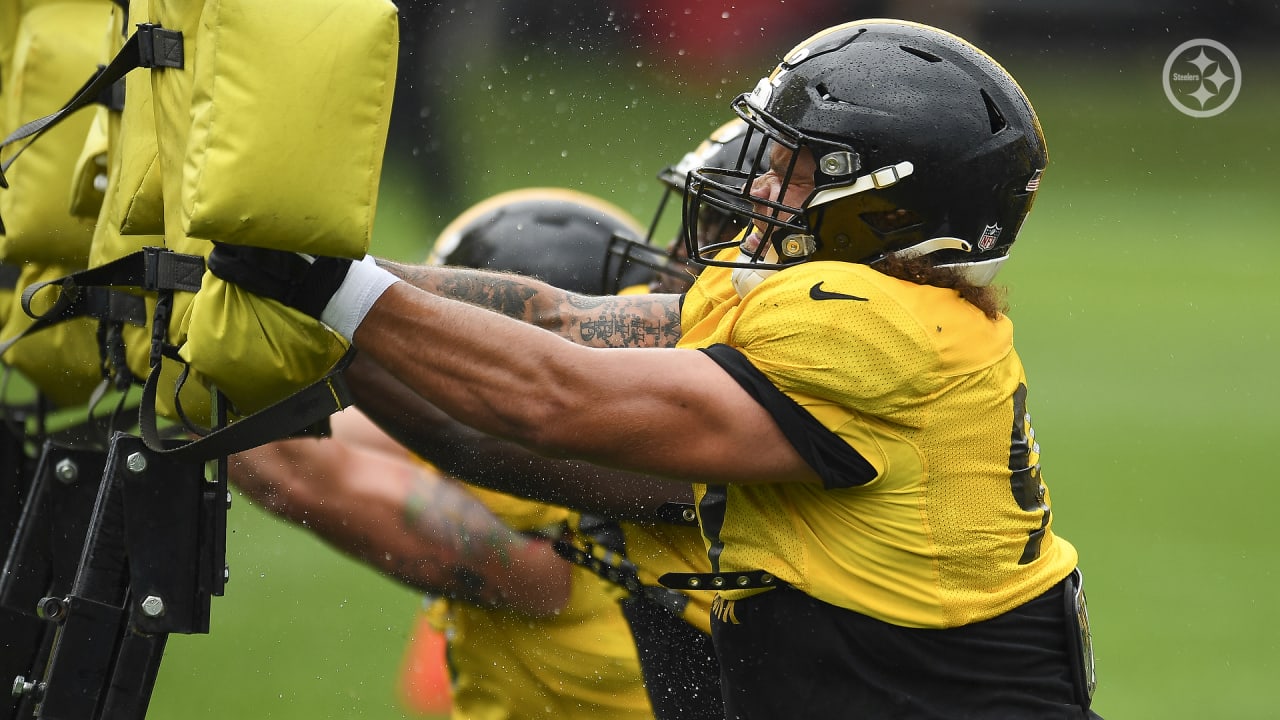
684 19 1048 288
605 118 768 294
428 187 655 294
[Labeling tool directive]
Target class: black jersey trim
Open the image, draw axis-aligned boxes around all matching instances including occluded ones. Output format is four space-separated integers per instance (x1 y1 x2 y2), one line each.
699 343 877 489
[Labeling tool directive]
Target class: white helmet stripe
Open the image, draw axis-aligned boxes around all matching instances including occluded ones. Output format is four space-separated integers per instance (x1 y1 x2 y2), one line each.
881 236 972 260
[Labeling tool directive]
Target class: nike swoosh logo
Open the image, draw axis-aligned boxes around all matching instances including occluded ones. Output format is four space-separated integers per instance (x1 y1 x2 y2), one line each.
809 282 868 302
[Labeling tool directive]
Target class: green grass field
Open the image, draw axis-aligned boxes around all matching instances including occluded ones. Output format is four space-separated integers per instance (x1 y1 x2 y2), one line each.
145 39 1280 720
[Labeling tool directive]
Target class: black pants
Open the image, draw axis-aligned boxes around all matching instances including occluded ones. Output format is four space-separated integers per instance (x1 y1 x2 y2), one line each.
711 582 1104 720
621 595 725 720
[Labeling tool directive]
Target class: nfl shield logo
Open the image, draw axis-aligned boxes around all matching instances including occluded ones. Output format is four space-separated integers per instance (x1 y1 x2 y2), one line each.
978 223 1002 251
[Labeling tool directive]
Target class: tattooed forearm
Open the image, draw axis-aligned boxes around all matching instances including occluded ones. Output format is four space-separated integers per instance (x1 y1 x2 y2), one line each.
565 293 683 348
378 258 684 348
437 274 544 321
379 260 553 322
399 468 538 608
402 470 530 568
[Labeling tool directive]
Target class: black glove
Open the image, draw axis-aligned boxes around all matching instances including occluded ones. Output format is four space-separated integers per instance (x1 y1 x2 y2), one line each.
208 244 400 340
207 243 353 320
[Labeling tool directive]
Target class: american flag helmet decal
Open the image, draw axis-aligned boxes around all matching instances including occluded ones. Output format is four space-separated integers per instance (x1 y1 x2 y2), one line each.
1025 169 1043 193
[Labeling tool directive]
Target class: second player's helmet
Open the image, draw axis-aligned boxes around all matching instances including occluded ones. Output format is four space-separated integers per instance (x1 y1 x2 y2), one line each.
428 187 655 294
684 19 1048 286
604 118 768 293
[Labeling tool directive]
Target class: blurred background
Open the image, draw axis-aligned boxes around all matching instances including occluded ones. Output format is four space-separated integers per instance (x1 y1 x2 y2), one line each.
147 1 1279 718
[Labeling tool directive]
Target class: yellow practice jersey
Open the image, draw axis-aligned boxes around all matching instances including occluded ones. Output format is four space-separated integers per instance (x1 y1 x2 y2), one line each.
677 257 1078 629
461 485 575 535
426 567 651 720
419 479 652 720
618 521 714 635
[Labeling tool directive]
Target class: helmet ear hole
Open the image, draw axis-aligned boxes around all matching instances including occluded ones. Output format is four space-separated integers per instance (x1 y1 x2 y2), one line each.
980 89 1007 134
899 44 941 63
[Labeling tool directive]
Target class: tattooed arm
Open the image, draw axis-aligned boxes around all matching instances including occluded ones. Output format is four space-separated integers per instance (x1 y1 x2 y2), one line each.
346 355 694 521
228 433 571 616
351 278 818 486
375 259 683 348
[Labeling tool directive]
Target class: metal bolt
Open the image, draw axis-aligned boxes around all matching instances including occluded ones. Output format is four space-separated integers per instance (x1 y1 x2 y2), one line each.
140 595 165 618
36 596 67 622
682 508 697 523
223 565 231 583
125 452 148 474
53 459 78 484
226 490 233 509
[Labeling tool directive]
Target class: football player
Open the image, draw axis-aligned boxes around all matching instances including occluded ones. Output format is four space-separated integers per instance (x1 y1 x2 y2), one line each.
230 188 662 720
366 122 770 720
212 19 1100 719
358 184 728 720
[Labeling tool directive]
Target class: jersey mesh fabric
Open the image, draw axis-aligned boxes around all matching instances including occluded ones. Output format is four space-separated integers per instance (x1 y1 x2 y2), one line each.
678 256 1077 628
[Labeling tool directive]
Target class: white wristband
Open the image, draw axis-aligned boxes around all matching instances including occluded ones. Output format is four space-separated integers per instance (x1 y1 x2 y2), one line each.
320 255 399 341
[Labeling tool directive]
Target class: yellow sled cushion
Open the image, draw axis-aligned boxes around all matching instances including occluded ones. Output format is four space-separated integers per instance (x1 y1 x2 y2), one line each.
154 0 396 418
179 276 349 417
182 0 398 256
0 263 103 408
0 2 111 266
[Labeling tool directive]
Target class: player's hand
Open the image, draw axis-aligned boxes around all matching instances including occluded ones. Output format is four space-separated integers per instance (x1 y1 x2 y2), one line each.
207 243 398 340
207 244 352 318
